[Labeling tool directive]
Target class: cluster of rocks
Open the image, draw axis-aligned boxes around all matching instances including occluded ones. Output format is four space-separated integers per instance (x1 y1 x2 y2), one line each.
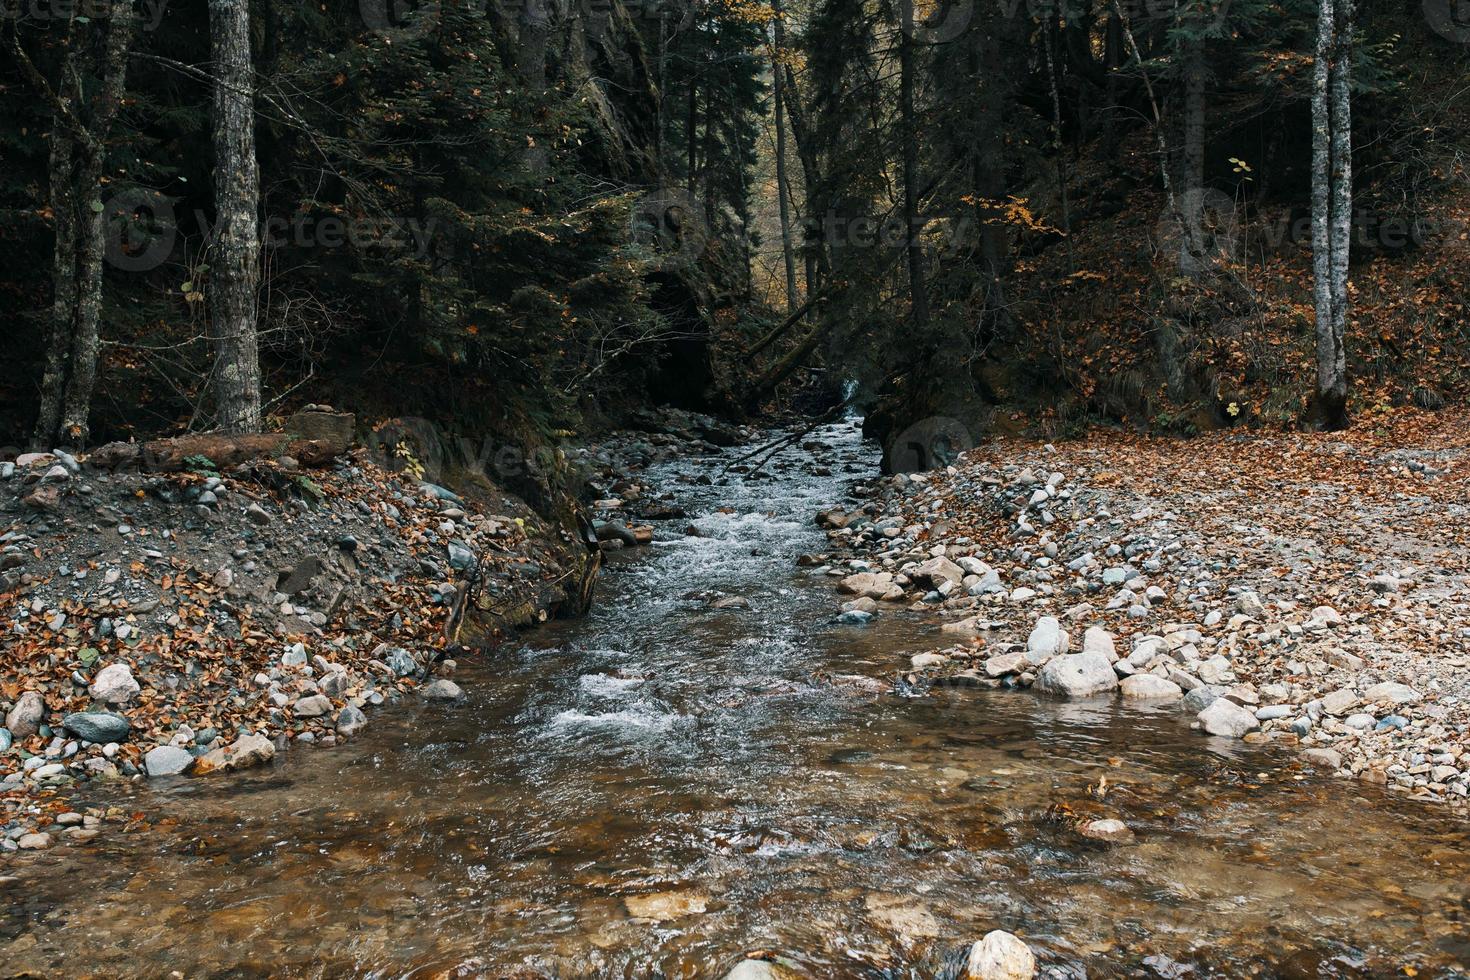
809 428 1469 812
0 425 582 855
720 929 1037 979
573 408 763 547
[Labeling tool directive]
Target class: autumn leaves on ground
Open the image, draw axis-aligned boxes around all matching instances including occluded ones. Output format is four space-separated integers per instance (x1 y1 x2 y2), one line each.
820 408 1470 811
0 415 594 853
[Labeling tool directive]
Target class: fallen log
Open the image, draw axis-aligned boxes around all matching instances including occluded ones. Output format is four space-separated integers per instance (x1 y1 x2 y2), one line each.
88 408 356 472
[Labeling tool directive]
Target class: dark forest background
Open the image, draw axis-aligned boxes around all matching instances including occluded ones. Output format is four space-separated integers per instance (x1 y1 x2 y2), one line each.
2 0 1468 469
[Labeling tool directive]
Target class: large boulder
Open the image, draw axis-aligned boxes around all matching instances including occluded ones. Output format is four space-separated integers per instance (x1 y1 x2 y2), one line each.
144 745 195 777
62 711 131 744
1119 675 1183 700
284 405 356 457
193 734 276 775
89 663 141 705
913 556 965 588
336 704 368 737
1198 698 1260 738
1182 684 1226 712
1035 653 1118 698
1363 682 1420 705
965 930 1037 979
1025 616 1069 665
839 571 896 600
1081 627 1116 661
420 679 464 702
5 691 46 739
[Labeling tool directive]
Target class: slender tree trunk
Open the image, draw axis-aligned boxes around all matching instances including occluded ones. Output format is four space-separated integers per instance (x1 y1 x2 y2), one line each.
779 64 827 290
34 58 80 450
209 0 263 433
896 0 928 328
772 0 798 314
655 10 668 167
1327 0 1354 423
1042 13 1072 259
686 77 698 191
1181 32 1206 214
1311 0 1351 429
59 3 133 446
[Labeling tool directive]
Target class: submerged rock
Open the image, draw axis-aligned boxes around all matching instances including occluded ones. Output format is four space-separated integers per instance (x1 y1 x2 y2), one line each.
1079 818 1133 842
624 890 708 921
420 679 464 701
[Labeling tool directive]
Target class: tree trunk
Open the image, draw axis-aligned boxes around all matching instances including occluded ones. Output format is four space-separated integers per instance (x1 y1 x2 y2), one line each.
41 2 133 449
772 0 798 314
1327 0 1354 427
1311 0 1351 430
1181 33 1206 224
780 64 827 290
34 59 80 450
896 0 929 329
209 0 264 433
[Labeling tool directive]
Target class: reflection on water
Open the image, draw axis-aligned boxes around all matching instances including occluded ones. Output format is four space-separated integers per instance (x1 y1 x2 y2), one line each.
3 420 1468 978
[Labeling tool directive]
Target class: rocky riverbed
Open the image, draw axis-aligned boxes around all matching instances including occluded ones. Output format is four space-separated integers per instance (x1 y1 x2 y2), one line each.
0 413 605 856
1 413 1469 977
810 410 1470 813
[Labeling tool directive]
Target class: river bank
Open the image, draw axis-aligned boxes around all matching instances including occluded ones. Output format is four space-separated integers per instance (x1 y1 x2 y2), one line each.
812 409 1470 814
0 406 766 860
2 413 1469 978
0 411 614 856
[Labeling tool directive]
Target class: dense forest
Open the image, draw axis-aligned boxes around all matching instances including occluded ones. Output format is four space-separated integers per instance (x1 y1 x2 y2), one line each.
2 0 1468 470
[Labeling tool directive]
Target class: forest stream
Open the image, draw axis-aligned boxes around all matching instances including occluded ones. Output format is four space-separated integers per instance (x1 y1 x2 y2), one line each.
3 419 1469 979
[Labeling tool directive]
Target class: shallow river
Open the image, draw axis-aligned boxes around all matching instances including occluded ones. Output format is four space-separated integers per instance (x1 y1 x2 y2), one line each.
4 420 1469 978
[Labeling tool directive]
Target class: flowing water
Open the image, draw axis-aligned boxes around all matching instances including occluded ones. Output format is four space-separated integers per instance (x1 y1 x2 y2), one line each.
4 420 1469 979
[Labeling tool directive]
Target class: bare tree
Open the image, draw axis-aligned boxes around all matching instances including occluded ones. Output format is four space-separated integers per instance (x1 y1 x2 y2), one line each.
209 0 264 432
896 0 929 329
13 6 135 448
771 0 799 314
1311 0 1354 430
